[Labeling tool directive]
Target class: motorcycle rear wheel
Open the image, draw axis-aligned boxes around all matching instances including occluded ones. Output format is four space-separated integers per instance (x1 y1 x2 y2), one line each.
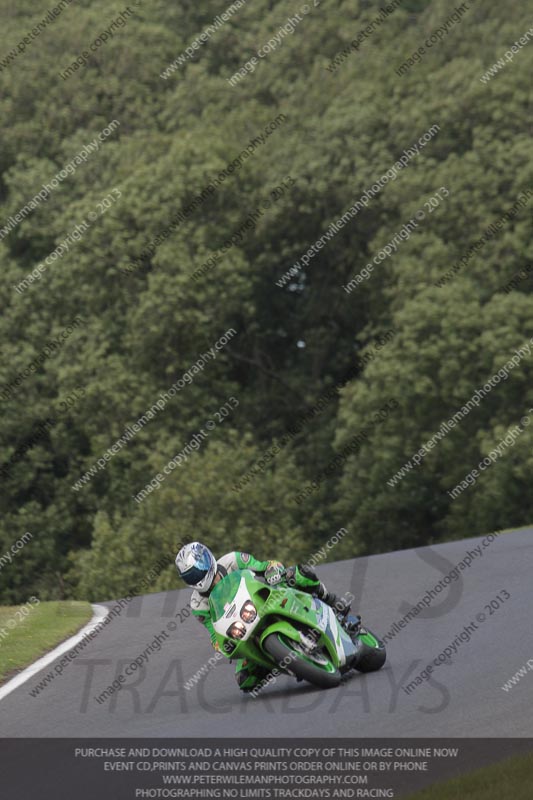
353 628 387 673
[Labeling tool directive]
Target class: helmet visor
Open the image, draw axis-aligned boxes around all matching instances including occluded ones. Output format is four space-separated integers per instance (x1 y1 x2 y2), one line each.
181 564 209 587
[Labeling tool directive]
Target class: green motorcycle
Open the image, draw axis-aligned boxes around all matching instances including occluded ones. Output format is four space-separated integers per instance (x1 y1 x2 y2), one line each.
209 568 386 689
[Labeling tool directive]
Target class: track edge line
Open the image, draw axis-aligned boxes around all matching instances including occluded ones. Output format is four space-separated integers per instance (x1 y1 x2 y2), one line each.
0 603 109 703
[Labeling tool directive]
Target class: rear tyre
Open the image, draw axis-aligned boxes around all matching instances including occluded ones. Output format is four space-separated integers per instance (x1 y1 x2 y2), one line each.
263 632 341 689
354 628 386 673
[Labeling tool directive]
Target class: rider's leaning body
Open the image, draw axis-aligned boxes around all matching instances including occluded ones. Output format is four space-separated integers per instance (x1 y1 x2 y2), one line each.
175 542 353 692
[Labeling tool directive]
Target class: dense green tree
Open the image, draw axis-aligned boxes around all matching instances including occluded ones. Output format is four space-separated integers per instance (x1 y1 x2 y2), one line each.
0 0 532 601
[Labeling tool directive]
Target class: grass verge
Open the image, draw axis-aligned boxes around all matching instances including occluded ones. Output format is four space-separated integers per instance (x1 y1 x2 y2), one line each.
0 600 93 685
404 752 533 800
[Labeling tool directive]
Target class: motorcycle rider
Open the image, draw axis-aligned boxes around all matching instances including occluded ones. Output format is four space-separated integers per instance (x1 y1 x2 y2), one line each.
175 541 355 692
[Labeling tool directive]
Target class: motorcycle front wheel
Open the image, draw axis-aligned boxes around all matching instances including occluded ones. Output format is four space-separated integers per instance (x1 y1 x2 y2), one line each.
263 632 341 688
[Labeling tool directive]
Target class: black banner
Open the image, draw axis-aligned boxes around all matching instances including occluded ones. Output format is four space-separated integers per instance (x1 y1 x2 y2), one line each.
1 738 532 799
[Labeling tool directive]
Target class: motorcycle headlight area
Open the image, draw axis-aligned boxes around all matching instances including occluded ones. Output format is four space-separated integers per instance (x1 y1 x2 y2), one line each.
226 621 247 640
240 600 257 624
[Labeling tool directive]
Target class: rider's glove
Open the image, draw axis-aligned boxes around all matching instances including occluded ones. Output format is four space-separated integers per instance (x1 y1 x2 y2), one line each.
265 560 286 586
213 641 220 651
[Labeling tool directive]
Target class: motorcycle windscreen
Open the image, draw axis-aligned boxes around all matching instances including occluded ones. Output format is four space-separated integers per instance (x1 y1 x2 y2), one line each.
209 570 243 621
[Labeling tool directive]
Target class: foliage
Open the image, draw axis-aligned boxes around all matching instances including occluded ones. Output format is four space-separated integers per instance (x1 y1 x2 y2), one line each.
0 0 531 600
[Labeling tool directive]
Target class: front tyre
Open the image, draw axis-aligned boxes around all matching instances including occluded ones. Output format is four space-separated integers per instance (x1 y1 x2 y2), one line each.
263 633 341 689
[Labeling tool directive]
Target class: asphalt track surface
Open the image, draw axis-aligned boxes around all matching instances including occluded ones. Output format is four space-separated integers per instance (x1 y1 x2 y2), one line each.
1 527 532 737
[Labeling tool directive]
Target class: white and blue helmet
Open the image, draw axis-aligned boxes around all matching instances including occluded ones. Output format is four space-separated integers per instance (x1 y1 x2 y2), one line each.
175 542 217 592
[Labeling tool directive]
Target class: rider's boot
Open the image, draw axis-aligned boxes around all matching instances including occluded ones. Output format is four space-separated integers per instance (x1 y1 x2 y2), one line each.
343 613 362 635
318 586 362 635
317 585 351 618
